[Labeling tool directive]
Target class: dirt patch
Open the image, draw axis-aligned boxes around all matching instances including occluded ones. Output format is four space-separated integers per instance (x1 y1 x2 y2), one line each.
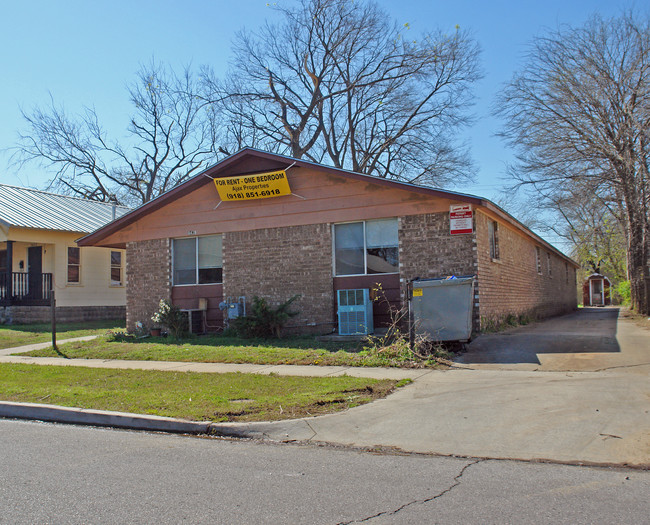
221 381 399 422
620 309 650 331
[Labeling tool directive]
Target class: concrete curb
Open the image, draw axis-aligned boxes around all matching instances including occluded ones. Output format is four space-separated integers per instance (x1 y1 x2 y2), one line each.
0 401 211 435
0 400 325 442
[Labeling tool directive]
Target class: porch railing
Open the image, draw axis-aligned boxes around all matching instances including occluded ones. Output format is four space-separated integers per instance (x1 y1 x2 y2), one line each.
0 272 53 305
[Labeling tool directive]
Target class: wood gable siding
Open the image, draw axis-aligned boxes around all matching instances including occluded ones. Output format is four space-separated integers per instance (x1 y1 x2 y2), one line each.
95 165 462 247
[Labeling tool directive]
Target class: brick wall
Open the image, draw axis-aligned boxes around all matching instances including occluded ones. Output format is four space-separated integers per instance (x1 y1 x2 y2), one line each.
399 213 477 281
126 238 171 332
223 223 334 333
399 213 479 330
117 210 577 336
475 210 577 328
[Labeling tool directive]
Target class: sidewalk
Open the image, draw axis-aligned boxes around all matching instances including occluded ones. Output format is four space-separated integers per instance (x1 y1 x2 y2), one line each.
0 337 424 380
0 336 100 357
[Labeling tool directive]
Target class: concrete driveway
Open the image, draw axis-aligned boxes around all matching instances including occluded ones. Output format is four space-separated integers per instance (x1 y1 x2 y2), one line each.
457 307 649 373
227 308 650 467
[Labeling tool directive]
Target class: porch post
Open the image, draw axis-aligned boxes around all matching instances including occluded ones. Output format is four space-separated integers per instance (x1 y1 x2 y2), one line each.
5 240 13 301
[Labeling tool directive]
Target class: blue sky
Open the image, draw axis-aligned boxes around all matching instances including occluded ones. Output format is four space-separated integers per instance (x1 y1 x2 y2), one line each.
0 0 634 218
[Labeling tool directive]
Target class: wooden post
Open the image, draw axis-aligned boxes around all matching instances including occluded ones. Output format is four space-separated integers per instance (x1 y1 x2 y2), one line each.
5 240 13 302
407 280 415 352
50 289 57 352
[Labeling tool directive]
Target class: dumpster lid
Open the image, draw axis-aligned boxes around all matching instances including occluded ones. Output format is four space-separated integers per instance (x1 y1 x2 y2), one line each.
412 275 475 287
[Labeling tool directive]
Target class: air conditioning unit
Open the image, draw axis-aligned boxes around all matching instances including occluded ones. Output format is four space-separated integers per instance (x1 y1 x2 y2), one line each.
186 310 204 334
337 289 374 335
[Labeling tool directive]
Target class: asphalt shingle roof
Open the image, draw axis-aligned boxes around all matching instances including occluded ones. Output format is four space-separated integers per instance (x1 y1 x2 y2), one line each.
0 184 131 233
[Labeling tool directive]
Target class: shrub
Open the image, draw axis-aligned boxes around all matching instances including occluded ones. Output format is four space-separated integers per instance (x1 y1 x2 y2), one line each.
230 295 300 338
481 311 534 332
614 280 631 306
151 299 188 339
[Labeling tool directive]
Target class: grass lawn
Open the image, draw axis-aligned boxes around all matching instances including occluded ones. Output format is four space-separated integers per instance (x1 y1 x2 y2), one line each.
21 332 443 368
0 363 402 422
0 319 125 350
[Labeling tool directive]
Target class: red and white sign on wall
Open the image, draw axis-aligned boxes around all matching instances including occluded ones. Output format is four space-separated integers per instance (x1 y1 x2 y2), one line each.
450 204 473 235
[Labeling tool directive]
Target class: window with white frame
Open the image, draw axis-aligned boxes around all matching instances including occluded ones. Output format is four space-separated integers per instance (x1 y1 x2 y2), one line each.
110 251 123 286
488 220 499 260
67 247 80 284
535 246 542 275
172 235 222 285
334 219 399 276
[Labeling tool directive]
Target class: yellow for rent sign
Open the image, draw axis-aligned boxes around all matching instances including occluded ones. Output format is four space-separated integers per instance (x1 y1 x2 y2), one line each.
213 170 291 201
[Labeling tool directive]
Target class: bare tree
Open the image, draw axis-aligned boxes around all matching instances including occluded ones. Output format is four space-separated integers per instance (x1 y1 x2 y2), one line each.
14 62 221 206
208 0 480 187
497 12 650 314
551 185 627 282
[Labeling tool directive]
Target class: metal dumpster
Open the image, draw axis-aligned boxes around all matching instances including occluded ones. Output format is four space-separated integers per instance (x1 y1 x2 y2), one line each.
410 276 475 342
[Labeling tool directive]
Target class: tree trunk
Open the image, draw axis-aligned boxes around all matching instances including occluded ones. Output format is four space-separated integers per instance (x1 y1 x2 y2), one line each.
626 217 649 315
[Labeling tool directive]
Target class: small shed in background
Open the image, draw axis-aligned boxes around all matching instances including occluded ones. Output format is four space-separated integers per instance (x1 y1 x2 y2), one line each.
582 273 611 306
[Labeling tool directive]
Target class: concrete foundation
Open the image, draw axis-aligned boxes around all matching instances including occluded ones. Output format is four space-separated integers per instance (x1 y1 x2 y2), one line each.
0 305 125 324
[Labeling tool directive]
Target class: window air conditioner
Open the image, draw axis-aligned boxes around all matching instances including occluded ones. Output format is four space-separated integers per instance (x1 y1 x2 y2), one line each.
337 289 374 336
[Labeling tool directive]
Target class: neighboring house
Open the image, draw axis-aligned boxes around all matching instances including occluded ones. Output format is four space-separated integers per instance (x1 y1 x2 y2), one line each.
78 148 579 336
0 184 130 324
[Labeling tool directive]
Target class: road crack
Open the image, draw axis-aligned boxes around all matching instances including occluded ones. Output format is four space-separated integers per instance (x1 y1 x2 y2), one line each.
304 420 317 441
337 459 483 524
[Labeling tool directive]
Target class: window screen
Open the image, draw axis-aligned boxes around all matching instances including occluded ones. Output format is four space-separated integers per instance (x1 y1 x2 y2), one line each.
110 251 123 285
67 247 80 283
365 219 399 274
173 238 198 285
488 221 499 260
198 235 223 284
334 222 365 276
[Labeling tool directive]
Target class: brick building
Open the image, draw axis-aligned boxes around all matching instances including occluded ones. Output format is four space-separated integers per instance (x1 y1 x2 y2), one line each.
79 149 578 336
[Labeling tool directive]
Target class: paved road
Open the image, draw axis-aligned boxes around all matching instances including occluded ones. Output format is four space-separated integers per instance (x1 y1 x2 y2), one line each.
1 419 648 524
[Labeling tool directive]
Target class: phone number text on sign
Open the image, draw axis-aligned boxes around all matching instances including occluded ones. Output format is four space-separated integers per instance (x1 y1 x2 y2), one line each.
450 204 473 235
214 170 291 201
225 188 283 200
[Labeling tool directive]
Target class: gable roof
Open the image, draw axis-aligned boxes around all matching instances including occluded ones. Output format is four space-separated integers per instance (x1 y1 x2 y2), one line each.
77 148 578 266
586 273 611 282
0 183 131 233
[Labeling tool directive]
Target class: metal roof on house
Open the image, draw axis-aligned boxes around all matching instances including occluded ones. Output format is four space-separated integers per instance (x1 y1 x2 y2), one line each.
0 184 131 233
